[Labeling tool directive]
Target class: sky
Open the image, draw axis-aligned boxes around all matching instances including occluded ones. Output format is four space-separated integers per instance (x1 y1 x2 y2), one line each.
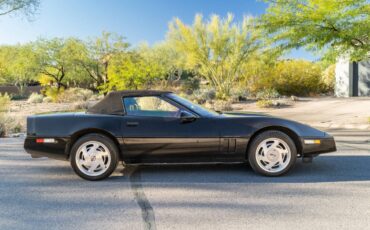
0 0 318 60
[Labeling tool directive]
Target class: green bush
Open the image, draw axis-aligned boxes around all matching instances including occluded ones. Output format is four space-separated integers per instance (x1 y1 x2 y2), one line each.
180 75 200 94
260 60 324 96
256 99 274 108
256 88 280 100
321 64 336 93
230 88 249 102
10 94 28 100
0 93 10 112
44 87 62 102
27 93 44 103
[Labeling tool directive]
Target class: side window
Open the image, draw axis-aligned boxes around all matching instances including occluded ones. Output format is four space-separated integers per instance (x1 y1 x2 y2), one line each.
123 96 180 117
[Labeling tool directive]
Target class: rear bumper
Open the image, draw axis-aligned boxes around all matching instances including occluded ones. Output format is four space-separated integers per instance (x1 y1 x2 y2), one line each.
24 137 70 161
301 135 336 156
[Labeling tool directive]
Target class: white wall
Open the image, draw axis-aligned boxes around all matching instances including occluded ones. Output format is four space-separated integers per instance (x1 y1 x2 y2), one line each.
358 60 370 96
335 58 352 97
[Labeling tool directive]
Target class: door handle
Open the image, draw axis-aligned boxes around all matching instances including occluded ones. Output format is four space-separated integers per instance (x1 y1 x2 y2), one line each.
126 121 139 127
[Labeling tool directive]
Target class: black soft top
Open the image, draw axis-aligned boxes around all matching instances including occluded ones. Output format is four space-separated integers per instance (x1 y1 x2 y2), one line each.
87 90 172 115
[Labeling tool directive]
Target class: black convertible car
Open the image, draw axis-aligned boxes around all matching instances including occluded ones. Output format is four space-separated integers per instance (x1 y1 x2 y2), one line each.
24 90 336 180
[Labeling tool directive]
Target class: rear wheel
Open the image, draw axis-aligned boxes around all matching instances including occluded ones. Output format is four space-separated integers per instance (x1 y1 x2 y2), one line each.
70 134 118 181
248 130 297 176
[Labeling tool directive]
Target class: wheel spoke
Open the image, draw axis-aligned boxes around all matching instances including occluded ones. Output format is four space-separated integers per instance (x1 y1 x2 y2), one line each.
270 140 279 149
88 161 99 173
279 149 289 155
98 159 106 169
277 152 284 165
81 148 89 159
262 143 269 155
79 159 88 166
265 161 276 170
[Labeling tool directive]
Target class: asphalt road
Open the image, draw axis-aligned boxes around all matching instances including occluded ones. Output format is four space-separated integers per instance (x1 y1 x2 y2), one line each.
0 129 369 230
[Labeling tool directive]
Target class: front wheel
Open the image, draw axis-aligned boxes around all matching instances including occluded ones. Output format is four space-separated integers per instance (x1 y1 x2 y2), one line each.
248 130 297 176
70 134 119 181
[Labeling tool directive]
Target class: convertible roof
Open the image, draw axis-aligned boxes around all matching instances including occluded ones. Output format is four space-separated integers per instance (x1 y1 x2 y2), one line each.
87 90 172 115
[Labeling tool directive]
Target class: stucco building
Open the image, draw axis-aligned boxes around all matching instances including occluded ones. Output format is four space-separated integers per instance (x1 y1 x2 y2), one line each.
335 58 370 97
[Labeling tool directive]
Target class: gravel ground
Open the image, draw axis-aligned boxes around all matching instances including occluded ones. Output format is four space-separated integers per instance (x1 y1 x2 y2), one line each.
233 97 370 129
0 129 369 230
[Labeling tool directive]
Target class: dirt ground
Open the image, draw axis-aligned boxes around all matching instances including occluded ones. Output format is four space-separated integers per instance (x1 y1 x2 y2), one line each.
5 96 370 133
232 96 370 130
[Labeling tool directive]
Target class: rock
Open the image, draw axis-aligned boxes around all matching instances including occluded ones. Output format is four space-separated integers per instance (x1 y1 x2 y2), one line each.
291 95 299 101
8 133 26 138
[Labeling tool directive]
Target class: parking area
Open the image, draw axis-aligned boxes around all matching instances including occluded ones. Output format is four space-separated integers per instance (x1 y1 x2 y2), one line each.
0 129 369 230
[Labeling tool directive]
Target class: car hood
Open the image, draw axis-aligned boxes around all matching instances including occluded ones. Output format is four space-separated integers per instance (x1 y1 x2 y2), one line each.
220 112 327 137
221 112 271 118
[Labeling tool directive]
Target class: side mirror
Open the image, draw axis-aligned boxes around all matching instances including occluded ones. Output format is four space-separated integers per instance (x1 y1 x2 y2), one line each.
179 110 196 123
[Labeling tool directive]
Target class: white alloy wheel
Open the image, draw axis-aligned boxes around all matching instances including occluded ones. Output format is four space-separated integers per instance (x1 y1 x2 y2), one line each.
255 137 291 173
75 141 112 177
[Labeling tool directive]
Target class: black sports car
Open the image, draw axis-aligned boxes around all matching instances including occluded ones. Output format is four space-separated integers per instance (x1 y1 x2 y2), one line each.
24 90 336 180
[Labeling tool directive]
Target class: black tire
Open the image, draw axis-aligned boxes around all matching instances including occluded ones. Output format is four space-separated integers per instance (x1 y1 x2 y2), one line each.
70 133 119 181
248 130 297 176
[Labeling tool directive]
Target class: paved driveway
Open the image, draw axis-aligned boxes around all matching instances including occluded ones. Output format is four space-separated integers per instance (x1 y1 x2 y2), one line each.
0 129 369 230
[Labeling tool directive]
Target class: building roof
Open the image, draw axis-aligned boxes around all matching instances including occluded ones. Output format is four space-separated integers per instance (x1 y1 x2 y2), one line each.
87 90 172 115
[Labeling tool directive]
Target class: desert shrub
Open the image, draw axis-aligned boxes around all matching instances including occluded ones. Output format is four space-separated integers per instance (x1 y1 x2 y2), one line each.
44 87 94 103
189 88 216 104
11 123 22 133
10 94 28 100
0 93 10 136
89 94 104 101
0 119 5 137
260 60 324 96
0 93 10 112
321 64 336 93
0 114 22 136
59 88 93 102
256 99 274 108
43 97 53 103
44 87 62 102
27 93 44 103
212 100 233 112
72 101 90 110
256 99 288 108
180 75 200 94
230 88 249 102
70 88 94 101
256 88 280 100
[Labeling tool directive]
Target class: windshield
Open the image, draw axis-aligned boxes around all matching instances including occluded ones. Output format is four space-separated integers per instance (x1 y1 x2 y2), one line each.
167 93 219 117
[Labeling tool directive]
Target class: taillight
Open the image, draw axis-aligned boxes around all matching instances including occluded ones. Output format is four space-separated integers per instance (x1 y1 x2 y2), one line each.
36 138 56 143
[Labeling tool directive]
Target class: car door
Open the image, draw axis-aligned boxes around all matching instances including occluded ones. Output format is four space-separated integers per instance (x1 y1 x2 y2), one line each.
120 95 220 163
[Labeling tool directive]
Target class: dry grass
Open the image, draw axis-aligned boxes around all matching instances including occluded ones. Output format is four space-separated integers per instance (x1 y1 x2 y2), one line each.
0 93 10 112
27 93 44 103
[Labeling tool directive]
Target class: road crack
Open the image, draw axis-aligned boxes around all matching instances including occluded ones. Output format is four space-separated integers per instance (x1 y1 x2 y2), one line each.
126 166 157 230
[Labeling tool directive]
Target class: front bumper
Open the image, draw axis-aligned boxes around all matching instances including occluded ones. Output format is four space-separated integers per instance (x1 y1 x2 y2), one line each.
300 135 336 156
24 137 70 161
